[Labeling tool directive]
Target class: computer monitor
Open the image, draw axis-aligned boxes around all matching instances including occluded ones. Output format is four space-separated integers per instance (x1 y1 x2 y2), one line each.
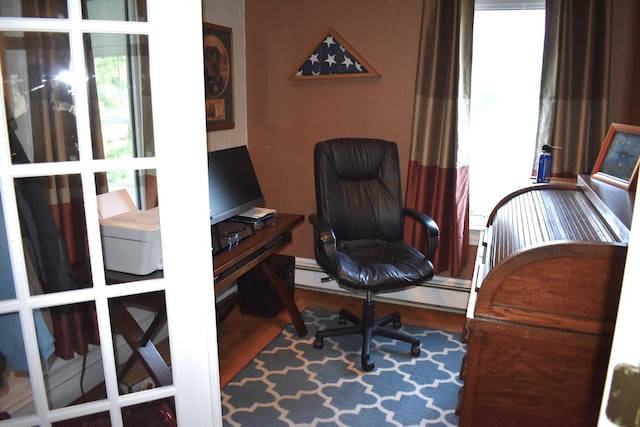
207 145 265 225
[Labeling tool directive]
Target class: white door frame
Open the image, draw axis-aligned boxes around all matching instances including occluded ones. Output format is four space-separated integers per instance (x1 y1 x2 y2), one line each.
0 1 221 425
598 180 640 424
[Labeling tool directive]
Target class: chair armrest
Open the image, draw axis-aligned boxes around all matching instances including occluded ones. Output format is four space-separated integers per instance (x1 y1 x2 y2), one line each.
403 208 439 259
308 214 338 267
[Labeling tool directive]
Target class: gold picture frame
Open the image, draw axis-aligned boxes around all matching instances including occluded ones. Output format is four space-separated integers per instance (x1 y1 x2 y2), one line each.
591 123 640 190
204 23 234 131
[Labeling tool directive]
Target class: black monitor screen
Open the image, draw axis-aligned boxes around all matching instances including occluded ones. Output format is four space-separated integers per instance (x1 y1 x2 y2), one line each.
207 145 265 225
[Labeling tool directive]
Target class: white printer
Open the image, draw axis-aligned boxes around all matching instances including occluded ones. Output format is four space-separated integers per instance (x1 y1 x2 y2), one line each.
97 189 163 275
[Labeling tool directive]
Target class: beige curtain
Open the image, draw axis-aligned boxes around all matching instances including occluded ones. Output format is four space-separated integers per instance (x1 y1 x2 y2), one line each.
405 0 474 277
535 0 612 177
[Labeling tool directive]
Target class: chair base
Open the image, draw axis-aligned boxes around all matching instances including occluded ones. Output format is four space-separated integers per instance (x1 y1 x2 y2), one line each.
313 299 420 371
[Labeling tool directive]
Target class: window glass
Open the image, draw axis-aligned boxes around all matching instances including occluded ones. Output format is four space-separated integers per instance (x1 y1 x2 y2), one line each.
96 168 162 280
85 33 155 162
0 307 104 415
0 190 15 301
82 0 147 21
14 174 93 295
0 0 147 21
122 397 176 426
52 411 111 426
109 292 172 395
468 9 545 224
40 303 105 410
0 312 35 416
0 0 67 18
3 31 78 164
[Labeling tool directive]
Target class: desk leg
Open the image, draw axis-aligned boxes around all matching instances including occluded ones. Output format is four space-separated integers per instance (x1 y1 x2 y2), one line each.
117 309 166 386
110 303 173 387
260 260 308 337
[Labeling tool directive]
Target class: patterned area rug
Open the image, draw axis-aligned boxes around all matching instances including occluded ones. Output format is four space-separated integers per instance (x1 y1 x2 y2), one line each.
221 308 465 427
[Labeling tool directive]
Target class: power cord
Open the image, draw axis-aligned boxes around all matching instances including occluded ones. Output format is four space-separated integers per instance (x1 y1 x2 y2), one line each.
80 350 88 402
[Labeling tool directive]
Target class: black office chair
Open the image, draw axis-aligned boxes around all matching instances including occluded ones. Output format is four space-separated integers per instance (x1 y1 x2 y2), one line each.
310 138 439 371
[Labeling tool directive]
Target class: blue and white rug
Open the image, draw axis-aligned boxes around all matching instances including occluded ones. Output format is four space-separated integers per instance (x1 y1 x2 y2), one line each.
221 308 465 427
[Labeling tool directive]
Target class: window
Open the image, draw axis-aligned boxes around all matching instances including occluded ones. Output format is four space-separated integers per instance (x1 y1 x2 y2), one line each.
469 3 545 227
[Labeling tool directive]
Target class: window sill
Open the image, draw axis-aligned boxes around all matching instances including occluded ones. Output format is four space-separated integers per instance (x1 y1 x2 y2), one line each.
469 214 487 246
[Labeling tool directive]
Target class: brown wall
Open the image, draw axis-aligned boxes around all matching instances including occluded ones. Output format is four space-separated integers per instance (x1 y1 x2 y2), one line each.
609 0 640 126
245 0 423 259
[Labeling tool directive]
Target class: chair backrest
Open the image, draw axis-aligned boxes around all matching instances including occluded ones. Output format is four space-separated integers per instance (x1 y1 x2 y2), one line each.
314 138 404 242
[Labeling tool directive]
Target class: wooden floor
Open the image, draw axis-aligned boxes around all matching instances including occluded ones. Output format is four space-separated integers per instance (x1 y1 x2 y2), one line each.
217 288 466 387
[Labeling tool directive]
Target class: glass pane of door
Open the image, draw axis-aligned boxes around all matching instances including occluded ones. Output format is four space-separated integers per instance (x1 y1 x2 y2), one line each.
3 31 78 164
97 169 163 279
0 190 15 302
14 174 92 295
82 0 147 22
85 33 154 163
37 302 105 410
108 291 172 395
0 1 68 18
0 312 34 417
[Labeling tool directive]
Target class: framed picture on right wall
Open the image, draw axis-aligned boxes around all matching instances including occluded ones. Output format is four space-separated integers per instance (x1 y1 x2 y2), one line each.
203 22 234 131
591 123 640 190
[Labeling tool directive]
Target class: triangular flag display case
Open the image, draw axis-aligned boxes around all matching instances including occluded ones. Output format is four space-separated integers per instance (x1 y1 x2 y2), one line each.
289 28 380 80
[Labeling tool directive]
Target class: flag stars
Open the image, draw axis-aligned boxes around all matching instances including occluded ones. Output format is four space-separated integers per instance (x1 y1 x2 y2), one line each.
325 54 337 67
308 53 319 64
342 56 354 69
323 35 335 47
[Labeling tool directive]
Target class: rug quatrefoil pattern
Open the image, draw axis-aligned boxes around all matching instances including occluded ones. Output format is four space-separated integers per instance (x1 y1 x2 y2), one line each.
221 308 465 427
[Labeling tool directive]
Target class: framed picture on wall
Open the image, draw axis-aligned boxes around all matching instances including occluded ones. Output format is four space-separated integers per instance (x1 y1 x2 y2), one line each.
591 123 640 190
203 23 234 131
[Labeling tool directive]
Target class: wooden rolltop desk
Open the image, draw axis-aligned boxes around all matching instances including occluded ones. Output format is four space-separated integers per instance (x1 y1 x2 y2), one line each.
457 175 634 427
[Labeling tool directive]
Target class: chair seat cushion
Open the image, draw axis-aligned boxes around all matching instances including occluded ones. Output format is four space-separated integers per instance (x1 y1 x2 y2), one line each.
335 240 434 292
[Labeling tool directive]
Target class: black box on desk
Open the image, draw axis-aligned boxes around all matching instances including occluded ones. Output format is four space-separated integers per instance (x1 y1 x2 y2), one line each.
237 254 295 318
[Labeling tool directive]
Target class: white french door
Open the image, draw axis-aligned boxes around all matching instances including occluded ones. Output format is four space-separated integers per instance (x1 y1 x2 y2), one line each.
0 1 220 425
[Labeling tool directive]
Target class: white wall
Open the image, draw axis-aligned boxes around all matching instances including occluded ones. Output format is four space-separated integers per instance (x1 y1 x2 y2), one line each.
203 0 248 151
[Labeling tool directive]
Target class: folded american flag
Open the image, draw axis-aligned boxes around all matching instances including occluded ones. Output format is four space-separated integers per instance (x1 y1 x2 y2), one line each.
294 33 371 77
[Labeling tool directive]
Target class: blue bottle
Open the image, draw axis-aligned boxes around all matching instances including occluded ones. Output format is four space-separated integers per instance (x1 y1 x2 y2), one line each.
536 144 553 183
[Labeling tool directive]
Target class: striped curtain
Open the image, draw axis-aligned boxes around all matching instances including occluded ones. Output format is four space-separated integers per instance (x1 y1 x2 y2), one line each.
405 0 474 276
535 0 612 178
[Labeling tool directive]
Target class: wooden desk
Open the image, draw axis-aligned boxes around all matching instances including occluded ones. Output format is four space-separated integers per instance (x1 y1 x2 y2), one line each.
213 213 307 337
109 291 171 388
109 213 307 389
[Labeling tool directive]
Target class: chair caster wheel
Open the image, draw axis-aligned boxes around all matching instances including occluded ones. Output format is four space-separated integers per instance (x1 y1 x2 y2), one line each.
411 343 420 357
392 319 402 328
313 336 324 349
362 357 374 372
338 316 347 325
